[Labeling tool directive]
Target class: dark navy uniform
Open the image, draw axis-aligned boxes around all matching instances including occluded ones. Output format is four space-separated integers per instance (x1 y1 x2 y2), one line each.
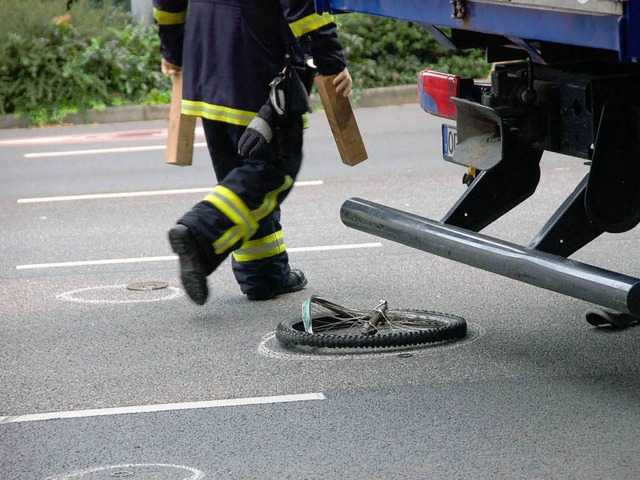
153 0 347 299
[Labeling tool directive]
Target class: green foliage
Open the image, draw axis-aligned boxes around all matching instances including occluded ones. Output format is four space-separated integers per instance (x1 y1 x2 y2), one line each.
336 14 491 88
0 24 105 123
0 5 490 126
0 0 129 46
83 22 170 104
0 0 169 125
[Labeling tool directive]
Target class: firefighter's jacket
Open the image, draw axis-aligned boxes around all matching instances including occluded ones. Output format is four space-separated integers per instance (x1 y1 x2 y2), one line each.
153 0 347 126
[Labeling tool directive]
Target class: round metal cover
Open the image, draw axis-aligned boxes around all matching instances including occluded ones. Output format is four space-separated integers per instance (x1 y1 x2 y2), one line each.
126 281 169 291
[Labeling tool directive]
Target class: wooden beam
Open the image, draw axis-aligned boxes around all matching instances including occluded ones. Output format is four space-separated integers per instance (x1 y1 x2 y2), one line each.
165 72 196 167
314 74 368 166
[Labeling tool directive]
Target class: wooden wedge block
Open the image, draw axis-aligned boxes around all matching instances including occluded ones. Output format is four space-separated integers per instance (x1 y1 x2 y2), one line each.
166 72 196 166
314 74 368 166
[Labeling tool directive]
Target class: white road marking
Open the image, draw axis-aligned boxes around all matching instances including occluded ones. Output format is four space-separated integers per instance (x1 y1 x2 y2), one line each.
287 243 382 253
259 324 487 361
1 127 206 148
45 464 205 480
15 243 382 270
24 142 208 158
57 284 184 304
0 393 325 424
17 181 323 203
17 255 176 270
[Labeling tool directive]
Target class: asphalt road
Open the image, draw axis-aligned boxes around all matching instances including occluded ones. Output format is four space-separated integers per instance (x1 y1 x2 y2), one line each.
1 104 640 479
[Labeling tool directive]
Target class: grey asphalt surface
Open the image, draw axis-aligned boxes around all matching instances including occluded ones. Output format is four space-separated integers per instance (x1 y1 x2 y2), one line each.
1 104 640 479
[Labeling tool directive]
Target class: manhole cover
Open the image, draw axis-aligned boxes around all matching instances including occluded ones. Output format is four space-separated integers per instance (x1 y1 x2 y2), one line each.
126 281 169 291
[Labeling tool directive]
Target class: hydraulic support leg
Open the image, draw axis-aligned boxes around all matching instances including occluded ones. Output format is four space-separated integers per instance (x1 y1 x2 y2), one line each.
442 146 543 231
529 174 604 257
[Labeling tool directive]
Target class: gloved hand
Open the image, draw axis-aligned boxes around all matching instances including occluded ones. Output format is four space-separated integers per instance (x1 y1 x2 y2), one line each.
238 103 276 158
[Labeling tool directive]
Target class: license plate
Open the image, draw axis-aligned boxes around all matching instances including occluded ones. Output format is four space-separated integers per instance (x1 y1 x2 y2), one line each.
442 124 457 162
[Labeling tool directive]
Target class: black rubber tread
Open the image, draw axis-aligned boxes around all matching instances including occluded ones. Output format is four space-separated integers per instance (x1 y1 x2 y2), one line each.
276 309 467 349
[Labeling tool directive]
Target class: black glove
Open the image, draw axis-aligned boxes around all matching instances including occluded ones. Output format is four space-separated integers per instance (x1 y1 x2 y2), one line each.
238 104 276 158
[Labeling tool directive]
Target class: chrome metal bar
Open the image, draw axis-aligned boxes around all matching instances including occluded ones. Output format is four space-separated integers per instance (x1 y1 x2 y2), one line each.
341 197 640 315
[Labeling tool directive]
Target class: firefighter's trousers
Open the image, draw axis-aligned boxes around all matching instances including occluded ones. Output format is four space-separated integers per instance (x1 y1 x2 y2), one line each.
177 115 304 299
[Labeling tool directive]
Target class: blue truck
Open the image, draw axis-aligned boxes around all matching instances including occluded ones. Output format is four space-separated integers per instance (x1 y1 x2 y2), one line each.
316 0 640 326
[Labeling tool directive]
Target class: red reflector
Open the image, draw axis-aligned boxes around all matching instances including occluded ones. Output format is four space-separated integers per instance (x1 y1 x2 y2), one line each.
419 69 460 120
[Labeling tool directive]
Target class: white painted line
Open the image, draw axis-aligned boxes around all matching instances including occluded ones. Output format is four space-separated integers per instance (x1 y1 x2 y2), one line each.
17 181 323 203
1 127 206 148
24 142 207 158
57 284 184 304
45 463 205 480
0 393 325 424
18 188 211 203
15 242 382 270
290 243 382 253
17 255 176 270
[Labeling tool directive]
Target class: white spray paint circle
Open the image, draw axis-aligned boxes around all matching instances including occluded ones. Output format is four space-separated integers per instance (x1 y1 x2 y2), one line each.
58 284 184 304
258 321 487 360
44 463 204 480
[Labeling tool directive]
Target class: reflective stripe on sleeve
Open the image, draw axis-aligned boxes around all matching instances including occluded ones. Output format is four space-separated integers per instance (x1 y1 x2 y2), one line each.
289 13 335 38
153 8 187 25
232 230 286 262
181 101 257 126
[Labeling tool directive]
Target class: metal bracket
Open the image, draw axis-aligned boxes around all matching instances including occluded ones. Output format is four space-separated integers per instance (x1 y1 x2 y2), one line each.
420 24 458 50
529 174 603 257
450 0 468 19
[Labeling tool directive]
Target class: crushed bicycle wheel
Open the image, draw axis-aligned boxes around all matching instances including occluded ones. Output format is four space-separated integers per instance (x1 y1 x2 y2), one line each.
276 295 467 349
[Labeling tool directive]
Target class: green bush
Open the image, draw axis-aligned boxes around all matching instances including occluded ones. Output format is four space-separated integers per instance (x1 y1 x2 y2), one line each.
0 0 129 46
336 14 491 88
0 24 106 124
0 4 489 126
0 0 169 125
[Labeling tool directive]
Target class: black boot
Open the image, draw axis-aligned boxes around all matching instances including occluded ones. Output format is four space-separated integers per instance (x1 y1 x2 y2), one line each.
246 269 308 301
168 224 209 305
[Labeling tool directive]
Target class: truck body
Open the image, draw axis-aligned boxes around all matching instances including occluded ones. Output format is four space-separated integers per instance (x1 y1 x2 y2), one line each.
316 0 640 319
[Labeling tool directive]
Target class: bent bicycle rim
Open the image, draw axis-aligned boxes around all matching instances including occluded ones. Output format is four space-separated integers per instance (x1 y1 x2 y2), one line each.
276 309 467 349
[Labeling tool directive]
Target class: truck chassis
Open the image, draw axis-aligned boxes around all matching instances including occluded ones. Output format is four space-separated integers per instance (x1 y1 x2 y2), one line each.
318 0 640 321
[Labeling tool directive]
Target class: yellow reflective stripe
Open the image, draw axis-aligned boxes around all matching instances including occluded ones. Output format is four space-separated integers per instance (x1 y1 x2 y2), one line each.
153 8 187 25
233 243 287 262
204 176 295 257
181 101 257 126
214 225 244 255
204 186 258 239
240 230 284 250
252 175 294 222
232 231 286 262
302 113 309 129
289 13 335 37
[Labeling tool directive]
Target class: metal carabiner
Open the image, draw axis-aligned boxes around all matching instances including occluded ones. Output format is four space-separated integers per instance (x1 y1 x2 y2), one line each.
269 68 287 116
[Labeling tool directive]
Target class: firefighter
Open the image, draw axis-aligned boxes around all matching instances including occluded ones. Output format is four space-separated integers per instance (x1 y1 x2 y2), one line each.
153 0 353 305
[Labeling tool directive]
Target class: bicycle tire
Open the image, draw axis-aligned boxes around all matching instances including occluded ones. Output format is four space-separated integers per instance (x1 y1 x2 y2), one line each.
276 309 467 349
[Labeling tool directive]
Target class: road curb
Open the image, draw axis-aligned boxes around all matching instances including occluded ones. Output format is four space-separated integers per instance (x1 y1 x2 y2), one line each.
0 85 418 130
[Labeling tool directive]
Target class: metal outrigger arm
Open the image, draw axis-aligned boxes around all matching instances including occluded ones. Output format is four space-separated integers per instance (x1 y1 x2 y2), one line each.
341 198 640 316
